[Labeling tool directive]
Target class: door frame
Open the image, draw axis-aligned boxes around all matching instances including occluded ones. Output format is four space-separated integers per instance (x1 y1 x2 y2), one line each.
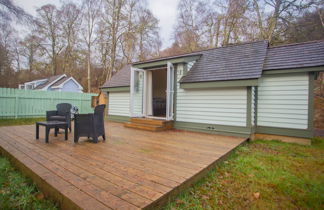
166 62 174 120
130 64 174 120
130 67 146 117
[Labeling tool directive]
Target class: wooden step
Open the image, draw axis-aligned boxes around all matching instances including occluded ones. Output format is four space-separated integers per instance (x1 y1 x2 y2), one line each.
131 118 165 126
124 122 165 131
131 118 173 127
125 118 174 131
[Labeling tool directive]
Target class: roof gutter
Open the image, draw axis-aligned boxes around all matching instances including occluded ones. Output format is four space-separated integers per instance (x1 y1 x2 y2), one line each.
101 86 130 92
133 55 201 69
263 66 324 75
180 79 259 89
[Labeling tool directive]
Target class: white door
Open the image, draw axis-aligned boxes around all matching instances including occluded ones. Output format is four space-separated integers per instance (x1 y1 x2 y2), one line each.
166 62 175 120
130 67 146 117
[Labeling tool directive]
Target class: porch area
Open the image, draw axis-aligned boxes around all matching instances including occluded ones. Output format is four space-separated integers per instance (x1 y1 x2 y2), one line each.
0 122 246 209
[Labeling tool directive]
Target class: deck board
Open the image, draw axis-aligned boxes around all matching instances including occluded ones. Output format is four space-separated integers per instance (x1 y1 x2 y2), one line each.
0 122 246 209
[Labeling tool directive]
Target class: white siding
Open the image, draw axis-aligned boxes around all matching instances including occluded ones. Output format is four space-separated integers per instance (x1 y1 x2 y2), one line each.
257 73 309 129
108 92 130 116
176 64 247 127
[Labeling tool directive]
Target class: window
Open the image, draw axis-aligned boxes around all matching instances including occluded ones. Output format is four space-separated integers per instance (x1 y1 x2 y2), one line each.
26 84 34 90
187 61 196 71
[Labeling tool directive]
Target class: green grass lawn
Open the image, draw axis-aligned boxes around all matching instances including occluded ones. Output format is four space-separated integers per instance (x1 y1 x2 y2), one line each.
0 118 56 209
0 156 58 209
0 118 45 127
165 138 324 210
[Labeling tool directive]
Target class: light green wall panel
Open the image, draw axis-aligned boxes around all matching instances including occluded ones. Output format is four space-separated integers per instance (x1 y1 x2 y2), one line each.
0 88 96 119
257 73 309 129
175 64 248 127
108 92 130 117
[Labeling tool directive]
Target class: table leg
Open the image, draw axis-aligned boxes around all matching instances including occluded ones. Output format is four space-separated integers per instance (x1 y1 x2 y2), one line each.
36 124 39 139
45 127 50 143
65 126 68 140
54 127 58 137
93 136 98 143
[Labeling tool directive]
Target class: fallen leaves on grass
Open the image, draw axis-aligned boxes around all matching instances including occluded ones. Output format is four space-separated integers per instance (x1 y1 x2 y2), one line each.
175 199 184 206
201 195 209 200
253 192 260 199
35 192 44 200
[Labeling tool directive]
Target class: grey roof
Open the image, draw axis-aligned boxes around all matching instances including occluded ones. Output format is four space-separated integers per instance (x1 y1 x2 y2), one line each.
34 74 65 90
101 64 131 88
180 41 268 83
263 40 324 70
101 40 324 88
51 76 70 87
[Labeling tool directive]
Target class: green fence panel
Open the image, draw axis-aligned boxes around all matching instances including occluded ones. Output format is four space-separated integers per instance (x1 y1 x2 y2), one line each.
0 88 97 119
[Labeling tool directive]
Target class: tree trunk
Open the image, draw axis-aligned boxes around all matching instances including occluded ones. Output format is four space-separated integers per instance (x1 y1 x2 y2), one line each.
87 45 91 93
253 0 265 39
267 0 281 44
52 39 57 75
215 17 221 47
318 9 324 28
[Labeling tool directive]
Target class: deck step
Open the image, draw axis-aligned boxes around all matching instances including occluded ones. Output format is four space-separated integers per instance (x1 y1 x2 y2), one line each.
124 122 166 131
131 118 169 126
125 118 174 131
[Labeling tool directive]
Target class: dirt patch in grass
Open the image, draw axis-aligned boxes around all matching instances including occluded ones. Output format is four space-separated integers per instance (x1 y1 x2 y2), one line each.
249 142 281 155
165 139 324 209
0 156 58 209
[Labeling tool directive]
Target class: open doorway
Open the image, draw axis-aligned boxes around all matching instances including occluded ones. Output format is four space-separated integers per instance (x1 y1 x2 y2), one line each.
130 63 174 120
151 68 167 117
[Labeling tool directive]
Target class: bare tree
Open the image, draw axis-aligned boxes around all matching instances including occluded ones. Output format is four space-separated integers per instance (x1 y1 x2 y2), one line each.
81 0 101 92
201 4 222 48
59 2 82 75
136 8 161 61
12 38 22 71
315 0 324 28
252 0 316 44
36 4 64 75
0 0 31 23
219 0 249 46
0 22 15 87
120 0 137 63
20 34 41 73
173 0 250 50
174 0 203 52
101 0 127 81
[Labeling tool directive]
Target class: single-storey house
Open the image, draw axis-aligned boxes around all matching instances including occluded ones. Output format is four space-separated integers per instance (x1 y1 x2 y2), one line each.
101 40 324 139
18 74 83 93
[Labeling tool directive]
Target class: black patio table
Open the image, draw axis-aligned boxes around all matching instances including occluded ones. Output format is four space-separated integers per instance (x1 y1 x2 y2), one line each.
36 121 68 143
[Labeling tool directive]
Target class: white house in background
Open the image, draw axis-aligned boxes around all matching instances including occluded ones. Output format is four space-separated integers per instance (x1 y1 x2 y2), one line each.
18 74 83 93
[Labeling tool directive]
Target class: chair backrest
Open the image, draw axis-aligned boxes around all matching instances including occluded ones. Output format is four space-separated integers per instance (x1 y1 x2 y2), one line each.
56 103 72 115
94 104 105 116
93 104 105 134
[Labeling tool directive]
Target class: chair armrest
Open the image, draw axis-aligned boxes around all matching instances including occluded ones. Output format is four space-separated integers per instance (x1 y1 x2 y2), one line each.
63 112 71 121
46 110 57 120
74 114 94 126
75 113 92 120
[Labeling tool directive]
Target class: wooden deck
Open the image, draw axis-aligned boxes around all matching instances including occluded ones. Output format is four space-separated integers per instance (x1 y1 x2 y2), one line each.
0 122 246 209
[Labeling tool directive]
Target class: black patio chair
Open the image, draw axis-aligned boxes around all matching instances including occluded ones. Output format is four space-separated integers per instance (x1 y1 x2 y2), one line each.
74 104 106 143
46 103 72 132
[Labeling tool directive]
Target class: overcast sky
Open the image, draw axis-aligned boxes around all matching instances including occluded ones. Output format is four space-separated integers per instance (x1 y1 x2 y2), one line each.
14 0 180 49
